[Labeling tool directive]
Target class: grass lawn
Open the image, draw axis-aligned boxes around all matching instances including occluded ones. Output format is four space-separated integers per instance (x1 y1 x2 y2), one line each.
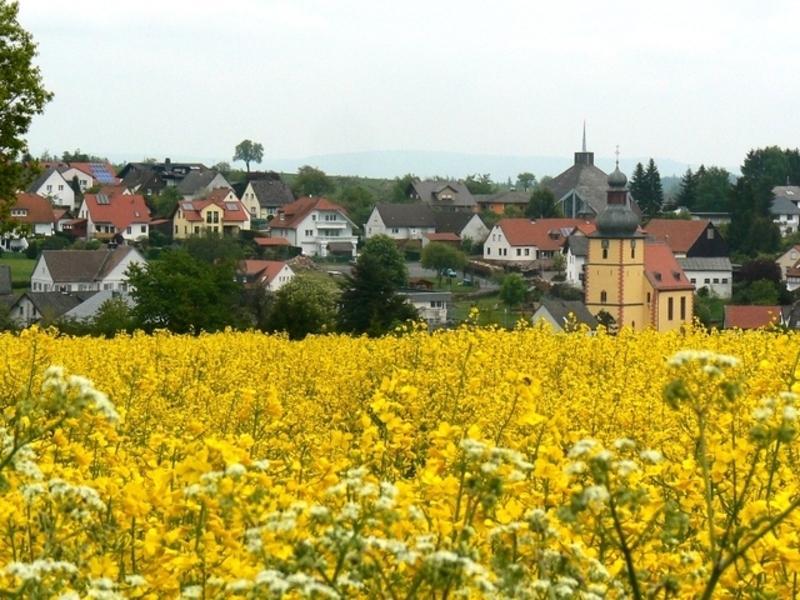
0 255 35 290
450 293 528 327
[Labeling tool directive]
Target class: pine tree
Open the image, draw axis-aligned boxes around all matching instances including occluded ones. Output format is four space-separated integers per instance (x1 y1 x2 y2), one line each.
629 162 647 207
642 159 663 217
676 168 697 210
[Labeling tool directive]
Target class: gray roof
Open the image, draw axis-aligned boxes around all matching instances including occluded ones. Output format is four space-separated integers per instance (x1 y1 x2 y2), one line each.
479 190 530 205
41 247 140 283
433 211 481 235
0 265 11 295
677 257 733 271
544 159 640 217
770 196 800 216
375 203 436 227
63 290 134 321
399 290 453 302
26 167 62 193
566 234 589 257
773 186 800 201
176 169 224 195
408 180 476 209
538 298 597 329
249 179 294 208
15 291 98 320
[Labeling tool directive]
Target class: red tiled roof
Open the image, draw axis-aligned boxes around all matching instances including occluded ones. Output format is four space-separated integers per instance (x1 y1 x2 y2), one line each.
97 185 130 197
724 305 782 329
254 236 291 247
240 260 288 285
271 196 348 230
497 218 596 250
12 192 56 224
178 189 249 223
644 219 710 254
644 242 694 291
83 193 151 230
67 161 119 180
425 232 461 241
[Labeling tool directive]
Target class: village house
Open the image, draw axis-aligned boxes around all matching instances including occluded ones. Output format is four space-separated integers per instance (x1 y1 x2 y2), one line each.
364 204 437 241
176 169 232 201
777 245 800 291
237 260 295 292
239 175 295 221
643 219 728 258
399 290 452 327
1 193 56 251
26 168 75 209
406 180 477 212
565 234 589 287
30 246 146 293
474 190 530 215
78 192 151 241
9 291 98 328
268 197 357 258
483 218 595 262
724 305 783 329
55 161 119 191
531 298 597 332
676 257 733 298
770 194 800 236
118 159 207 196
172 188 251 239
584 166 694 332
433 212 489 245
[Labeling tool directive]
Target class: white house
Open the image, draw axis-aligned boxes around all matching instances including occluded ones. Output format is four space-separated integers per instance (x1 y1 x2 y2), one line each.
1 193 56 251
239 260 295 292
269 197 358 257
78 192 151 241
399 291 451 327
770 195 800 236
433 212 490 245
483 218 594 262
30 247 146 293
677 257 733 299
565 234 589 287
9 291 97 327
26 168 75 209
365 204 436 240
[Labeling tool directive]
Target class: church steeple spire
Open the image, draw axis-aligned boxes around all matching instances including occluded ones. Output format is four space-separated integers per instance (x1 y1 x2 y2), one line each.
582 121 587 152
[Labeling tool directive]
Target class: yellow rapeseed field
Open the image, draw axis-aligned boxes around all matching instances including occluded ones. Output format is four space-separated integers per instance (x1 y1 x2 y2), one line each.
0 322 799 598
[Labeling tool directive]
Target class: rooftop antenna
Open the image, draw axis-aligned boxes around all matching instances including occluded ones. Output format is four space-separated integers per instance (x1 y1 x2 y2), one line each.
582 121 587 152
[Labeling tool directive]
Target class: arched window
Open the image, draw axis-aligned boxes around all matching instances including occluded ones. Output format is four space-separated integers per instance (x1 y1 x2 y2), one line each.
602 248 608 259
630 239 636 259
600 290 607 304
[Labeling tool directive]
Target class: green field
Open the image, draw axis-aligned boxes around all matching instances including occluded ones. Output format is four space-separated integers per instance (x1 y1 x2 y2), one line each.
0 255 35 290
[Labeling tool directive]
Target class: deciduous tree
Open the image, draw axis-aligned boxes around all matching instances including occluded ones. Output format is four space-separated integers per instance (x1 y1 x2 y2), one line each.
516 172 536 191
266 275 339 339
421 242 467 283
233 139 264 173
525 188 561 219
0 0 53 208
293 165 334 197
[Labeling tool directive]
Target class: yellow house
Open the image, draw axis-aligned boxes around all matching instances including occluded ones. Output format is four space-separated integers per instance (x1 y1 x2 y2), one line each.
585 166 694 331
172 188 251 239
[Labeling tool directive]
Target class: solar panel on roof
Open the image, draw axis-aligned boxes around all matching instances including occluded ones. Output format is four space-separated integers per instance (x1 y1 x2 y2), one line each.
89 162 115 184
96 194 110 205
181 202 194 211
225 202 238 210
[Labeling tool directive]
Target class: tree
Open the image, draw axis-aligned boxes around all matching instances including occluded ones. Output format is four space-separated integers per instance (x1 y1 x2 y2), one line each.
213 161 232 176
516 172 536 191
0 0 53 208
728 159 782 257
421 243 467 283
464 173 495 195
233 139 264 173
92 297 135 337
499 273 527 309
676 168 697 209
338 235 417 336
629 163 648 205
183 231 244 264
337 185 375 230
61 149 106 162
693 166 732 212
525 188 562 219
152 185 182 218
630 159 662 218
126 249 243 333
740 146 800 187
266 275 339 339
293 165 334 197
391 174 416 203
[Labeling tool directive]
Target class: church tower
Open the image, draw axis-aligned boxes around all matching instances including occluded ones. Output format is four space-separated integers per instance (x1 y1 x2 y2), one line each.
585 162 647 330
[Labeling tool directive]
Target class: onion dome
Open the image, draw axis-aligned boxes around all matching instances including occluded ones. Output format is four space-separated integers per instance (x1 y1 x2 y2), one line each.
596 204 640 236
607 165 628 188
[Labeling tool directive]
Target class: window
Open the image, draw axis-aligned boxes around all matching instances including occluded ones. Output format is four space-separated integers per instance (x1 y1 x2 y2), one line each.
126 226 132 234
58 185 64 191
46 184 52 192
486 248 491 256
630 239 636 259
524 248 530 256
392 228 399 234
175 225 178 233
704 278 710 284
647 292 651 303
600 290 607 304
680 296 686 320
668 297 674 320
690 278 696 284
707 228 714 239
312 214 317 221
194 226 200 234
722 278 728 284
141 225 146 233
516 248 521 256
712 278 719 284
305 229 313 236
602 248 608 259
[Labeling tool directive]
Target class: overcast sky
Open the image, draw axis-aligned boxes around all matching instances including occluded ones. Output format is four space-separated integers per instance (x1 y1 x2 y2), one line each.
18 0 800 173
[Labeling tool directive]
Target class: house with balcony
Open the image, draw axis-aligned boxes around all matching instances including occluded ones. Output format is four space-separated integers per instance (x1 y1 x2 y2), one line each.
268 197 357 257
172 188 251 239
1 193 57 251
26 168 75 209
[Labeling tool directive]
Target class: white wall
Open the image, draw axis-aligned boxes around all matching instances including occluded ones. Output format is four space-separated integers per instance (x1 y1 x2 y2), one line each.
685 269 732 299
483 226 536 261
461 216 489 243
566 250 585 287
33 171 75 209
